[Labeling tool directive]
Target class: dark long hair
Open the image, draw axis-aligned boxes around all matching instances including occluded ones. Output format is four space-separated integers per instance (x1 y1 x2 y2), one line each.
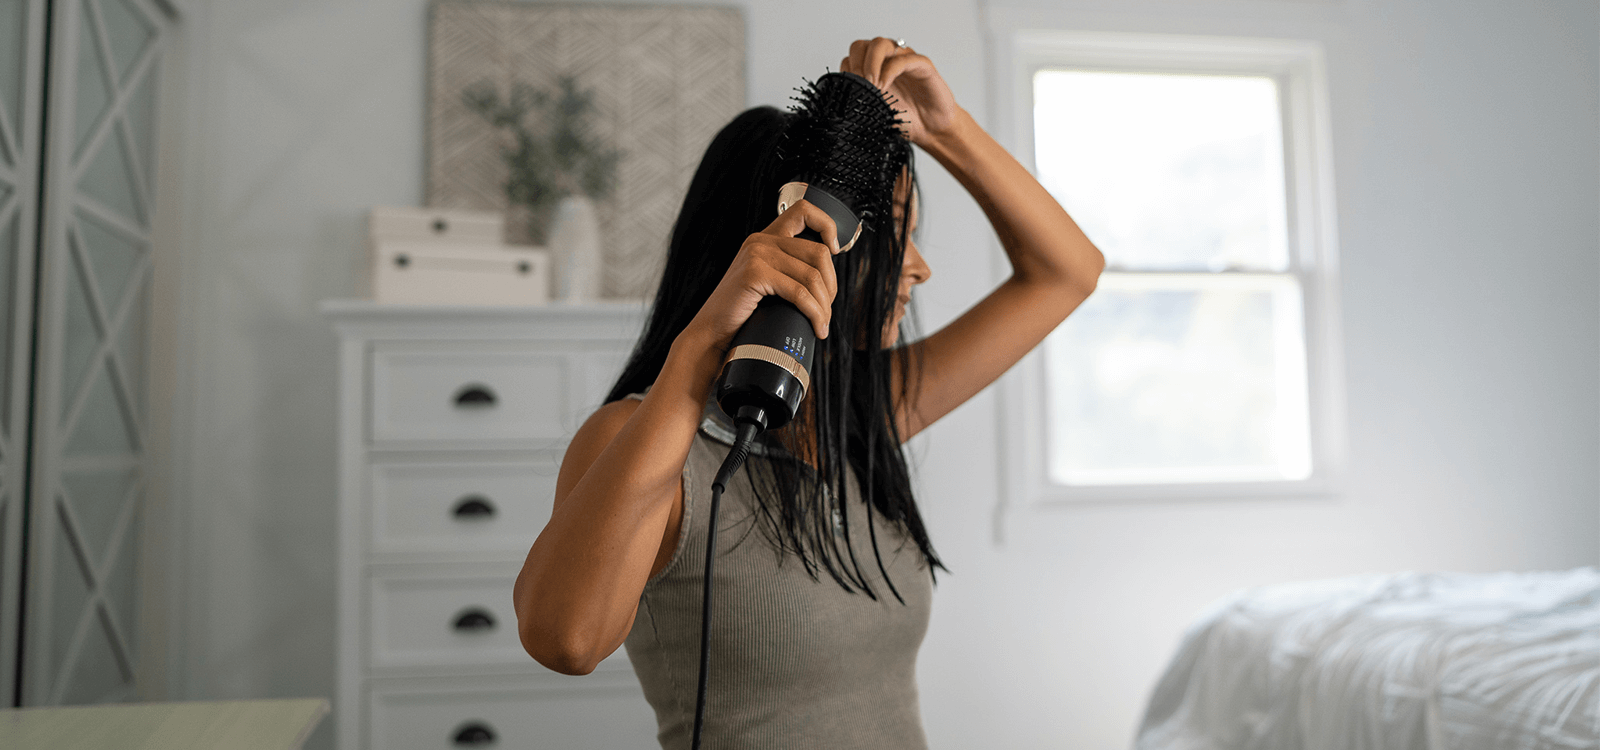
605 106 943 600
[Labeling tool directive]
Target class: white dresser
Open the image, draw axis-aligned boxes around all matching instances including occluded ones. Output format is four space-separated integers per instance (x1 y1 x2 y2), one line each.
322 301 658 750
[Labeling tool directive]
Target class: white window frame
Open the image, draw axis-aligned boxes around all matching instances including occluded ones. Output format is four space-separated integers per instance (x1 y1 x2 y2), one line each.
995 30 1347 506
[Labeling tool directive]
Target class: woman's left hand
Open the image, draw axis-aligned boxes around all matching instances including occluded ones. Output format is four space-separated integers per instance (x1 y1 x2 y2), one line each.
840 37 961 147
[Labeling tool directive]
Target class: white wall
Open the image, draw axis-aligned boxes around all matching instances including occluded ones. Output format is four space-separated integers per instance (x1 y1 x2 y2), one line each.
151 0 1599 748
914 2 1600 748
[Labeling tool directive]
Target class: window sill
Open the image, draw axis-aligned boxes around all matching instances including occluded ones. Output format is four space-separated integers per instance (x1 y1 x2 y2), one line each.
1026 475 1343 506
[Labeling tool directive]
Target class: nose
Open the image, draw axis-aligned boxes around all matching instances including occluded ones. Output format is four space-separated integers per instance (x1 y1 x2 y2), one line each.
903 238 931 287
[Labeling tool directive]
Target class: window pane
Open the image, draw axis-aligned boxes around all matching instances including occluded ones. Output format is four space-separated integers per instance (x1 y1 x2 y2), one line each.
1034 70 1290 272
1045 273 1312 485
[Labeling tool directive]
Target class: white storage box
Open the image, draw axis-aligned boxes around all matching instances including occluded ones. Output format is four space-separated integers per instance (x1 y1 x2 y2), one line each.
369 206 504 246
372 242 549 306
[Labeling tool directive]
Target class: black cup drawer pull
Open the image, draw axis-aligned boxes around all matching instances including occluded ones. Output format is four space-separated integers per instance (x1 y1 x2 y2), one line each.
453 608 496 632
452 384 498 408
452 495 496 520
452 720 497 746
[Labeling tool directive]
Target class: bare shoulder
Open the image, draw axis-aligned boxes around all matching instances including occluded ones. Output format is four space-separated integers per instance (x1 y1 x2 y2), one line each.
578 398 644 440
555 398 644 505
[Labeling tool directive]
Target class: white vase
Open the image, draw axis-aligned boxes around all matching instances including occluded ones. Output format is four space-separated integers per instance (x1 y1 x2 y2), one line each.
548 195 602 302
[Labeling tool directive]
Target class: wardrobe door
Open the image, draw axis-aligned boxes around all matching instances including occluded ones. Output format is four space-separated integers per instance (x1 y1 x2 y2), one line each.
20 0 172 705
0 0 48 709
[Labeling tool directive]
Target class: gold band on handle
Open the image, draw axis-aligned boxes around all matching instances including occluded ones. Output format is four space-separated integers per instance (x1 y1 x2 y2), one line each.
724 344 810 394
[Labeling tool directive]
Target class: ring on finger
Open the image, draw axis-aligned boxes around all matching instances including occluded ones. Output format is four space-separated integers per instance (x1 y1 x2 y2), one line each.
894 38 908 48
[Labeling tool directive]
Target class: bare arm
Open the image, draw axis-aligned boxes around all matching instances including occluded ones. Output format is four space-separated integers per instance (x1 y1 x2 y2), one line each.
512 333 717 675
513 201 844 674
844 38 1106 439
898 108 1104 438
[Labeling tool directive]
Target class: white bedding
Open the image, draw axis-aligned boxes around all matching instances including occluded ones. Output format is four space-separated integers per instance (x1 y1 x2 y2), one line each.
1136 568 1600 750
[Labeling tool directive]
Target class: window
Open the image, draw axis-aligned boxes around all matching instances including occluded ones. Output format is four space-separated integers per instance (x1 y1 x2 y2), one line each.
998 32 1345 503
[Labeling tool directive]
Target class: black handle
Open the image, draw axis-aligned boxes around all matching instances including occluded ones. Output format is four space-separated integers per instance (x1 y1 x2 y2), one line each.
452 721 496 746
452 495 496 520
432 218 449 234
453 384 497 408
453 608 496 632
716 298 813 431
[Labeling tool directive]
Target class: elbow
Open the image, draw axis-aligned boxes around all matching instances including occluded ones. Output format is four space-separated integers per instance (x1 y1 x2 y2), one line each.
1079 245 1106 290
1072 268 1101 299
512 560 627 676
516 609 609 676
1069 247 1105 300
1024 243 1104 302
529 643 602 676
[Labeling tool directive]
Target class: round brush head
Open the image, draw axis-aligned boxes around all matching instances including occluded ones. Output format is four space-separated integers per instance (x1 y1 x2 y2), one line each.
778 71 911 229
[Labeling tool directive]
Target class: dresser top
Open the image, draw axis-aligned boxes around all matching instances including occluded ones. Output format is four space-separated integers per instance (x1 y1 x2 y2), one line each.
320 298 646 320
0 698 329 750
321 299 649 341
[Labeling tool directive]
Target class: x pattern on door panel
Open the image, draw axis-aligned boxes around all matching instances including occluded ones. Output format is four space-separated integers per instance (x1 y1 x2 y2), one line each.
30 0 166 705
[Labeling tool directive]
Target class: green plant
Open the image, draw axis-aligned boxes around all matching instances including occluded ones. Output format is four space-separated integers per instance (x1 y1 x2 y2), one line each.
464 76 622 244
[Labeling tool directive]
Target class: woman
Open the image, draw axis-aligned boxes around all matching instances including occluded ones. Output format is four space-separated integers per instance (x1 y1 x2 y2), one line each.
513 38 1104 747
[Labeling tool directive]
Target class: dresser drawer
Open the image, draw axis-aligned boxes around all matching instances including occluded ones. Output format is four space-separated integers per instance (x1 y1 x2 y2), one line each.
368 679 657 749
368 571 632 672
369 572 526 671
369 343 574 443
370 458 559 556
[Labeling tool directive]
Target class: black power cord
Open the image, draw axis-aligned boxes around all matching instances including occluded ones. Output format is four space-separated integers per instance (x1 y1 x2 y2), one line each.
690 411 765 750
690 69 902 749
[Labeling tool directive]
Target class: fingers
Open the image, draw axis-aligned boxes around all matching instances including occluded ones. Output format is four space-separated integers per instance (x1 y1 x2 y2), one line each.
764 199 841 254
729 239 835 340
774 275 833 340
747 203 840 338
843 37 912 88
860 37 898 88
761 247 837 339
768 238 838 304
878 52 932 94
842 38 868 78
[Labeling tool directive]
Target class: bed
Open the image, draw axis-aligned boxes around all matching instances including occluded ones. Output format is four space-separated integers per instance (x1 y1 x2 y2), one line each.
1136 567 1600 750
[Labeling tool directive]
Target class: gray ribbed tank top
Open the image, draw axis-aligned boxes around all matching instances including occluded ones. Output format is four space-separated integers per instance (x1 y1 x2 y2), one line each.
621 394 932 749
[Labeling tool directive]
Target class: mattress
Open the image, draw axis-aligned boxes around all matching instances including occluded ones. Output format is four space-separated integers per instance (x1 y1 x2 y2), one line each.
1136 568 1600 750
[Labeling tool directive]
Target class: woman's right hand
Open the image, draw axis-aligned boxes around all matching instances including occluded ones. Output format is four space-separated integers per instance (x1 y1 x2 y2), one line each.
679 199 844 353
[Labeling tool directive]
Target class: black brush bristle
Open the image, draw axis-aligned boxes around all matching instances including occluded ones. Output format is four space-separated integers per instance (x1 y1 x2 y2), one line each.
778 71 910 228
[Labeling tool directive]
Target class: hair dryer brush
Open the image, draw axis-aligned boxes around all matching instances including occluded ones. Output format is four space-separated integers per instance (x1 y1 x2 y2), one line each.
713 71 910 433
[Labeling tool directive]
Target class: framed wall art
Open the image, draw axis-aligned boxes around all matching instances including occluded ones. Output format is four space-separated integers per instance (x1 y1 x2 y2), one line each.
426 1 746 299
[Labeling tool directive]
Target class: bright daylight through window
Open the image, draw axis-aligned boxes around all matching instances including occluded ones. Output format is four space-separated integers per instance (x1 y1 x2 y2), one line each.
1034 70 1312 486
